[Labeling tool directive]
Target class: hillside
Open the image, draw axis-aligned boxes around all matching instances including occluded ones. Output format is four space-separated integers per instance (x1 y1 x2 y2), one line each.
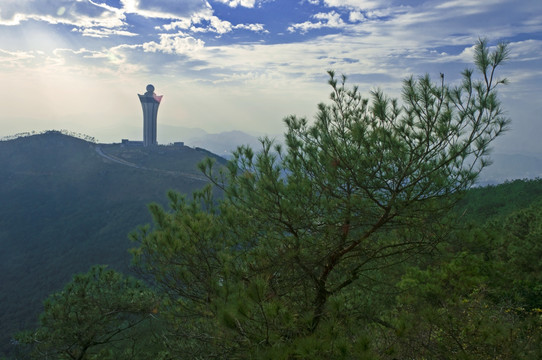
0 131 226 357
2 131 542 357
458 177 542 223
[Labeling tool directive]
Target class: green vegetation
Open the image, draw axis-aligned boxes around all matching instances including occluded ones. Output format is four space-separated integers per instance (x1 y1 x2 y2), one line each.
458 178 542 222
16 266 158 360
392 200 542 359
8 40 542 359
0 131 226 357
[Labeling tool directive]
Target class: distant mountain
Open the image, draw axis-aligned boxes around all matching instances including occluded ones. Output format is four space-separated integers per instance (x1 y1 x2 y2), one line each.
161 125 542 181
159 125 273 158
477 153 542 185
99 124 270 159
157 124 210 144
0 131 226 357
187 130 266 158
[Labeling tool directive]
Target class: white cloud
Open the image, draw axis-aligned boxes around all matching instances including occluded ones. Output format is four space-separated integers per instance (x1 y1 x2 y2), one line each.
208 16 234 33
524 14 542 27
32 44 149 77
314 11 345 26
435 0 504 10
0 49 35 64
162 12 266 35
235 23 266 32
323 0 384 10
163 19 193 31
0 0 126 30
507 39 542 62
214 0 257 8
142 34 205 54
121 0 210 19
288 11 346 33
72 27 139 38
53 47 103 60
348 11 366 22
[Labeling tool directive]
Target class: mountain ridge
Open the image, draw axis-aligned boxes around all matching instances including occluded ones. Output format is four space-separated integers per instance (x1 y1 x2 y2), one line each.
6 128 541 185
0 131 226 357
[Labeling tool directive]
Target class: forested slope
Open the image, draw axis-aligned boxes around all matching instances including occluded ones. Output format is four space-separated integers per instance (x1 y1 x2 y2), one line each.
0 131 225 357
458 178 542 222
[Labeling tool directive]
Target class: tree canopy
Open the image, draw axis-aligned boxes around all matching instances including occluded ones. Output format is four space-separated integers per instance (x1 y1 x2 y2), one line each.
16 266 158 360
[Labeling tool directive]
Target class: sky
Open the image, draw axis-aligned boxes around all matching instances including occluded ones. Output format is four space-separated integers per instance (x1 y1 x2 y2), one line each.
1 0 541 155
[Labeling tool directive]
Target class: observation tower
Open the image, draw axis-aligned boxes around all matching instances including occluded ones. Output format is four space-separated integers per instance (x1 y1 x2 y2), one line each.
138 84 162 147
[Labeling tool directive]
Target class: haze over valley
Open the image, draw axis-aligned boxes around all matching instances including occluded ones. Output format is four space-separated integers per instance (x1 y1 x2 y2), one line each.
1 0 542 358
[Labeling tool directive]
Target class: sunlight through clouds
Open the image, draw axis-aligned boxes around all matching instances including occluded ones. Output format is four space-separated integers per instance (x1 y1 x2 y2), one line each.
121 0 210 19
0 0 126 31
0 49 35 65
0 0 541 155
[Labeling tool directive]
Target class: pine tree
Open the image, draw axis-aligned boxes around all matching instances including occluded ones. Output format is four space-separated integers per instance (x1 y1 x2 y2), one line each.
131 39 510 359
16 266 158 360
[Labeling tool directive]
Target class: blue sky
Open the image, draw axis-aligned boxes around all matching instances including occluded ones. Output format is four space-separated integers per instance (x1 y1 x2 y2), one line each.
1 0 541 155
